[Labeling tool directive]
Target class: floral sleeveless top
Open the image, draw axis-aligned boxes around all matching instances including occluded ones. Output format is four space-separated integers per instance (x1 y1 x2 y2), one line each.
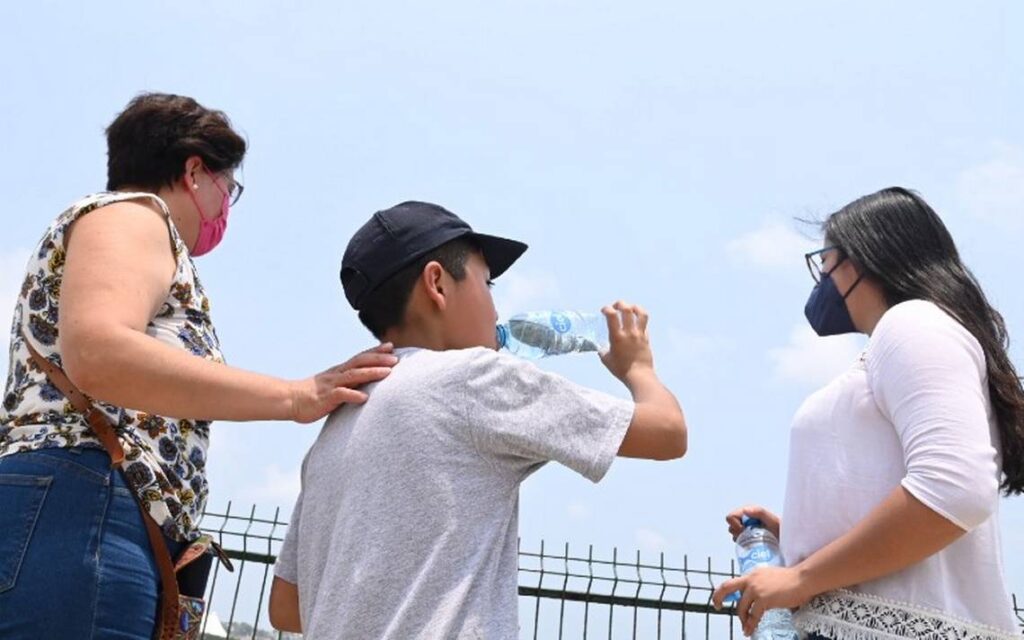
0 192 223 541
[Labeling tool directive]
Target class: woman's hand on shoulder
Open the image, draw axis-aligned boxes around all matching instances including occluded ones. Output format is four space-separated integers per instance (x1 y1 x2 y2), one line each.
287 343 399 424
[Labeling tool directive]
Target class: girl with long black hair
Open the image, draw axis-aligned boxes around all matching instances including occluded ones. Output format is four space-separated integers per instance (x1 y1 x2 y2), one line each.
714 187 1024 639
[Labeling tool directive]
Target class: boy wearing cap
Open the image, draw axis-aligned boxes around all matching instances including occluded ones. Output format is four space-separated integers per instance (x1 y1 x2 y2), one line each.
269 201 686 639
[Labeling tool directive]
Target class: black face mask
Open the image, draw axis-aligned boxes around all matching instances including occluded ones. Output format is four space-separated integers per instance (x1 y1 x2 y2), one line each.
804 262 864 337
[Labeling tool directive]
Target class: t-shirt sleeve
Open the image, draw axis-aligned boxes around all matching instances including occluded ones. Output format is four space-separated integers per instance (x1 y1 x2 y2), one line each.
865 302 1000 531
453 348 635 483
274 479 305 583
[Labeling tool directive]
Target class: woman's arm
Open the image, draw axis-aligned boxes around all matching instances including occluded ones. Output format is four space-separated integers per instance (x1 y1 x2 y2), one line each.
58 201 394 423
713 486 963 635
796 485 964 592
715 303 998 636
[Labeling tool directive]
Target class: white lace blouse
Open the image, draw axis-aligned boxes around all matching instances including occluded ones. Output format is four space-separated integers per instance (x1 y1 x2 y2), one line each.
782 300 1019 639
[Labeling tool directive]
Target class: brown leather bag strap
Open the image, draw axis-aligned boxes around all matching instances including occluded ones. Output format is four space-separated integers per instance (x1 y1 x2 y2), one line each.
142 509 183 640
23 338 180 640
23 341 125 466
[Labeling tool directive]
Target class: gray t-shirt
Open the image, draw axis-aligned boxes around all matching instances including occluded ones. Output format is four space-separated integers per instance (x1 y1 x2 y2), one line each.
274 347 634 639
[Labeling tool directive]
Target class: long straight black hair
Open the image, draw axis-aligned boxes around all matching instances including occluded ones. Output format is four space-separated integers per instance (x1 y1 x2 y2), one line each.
823 186 1024 496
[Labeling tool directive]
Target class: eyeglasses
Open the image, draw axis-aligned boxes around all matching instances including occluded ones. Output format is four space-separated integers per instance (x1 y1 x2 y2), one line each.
226 178 244 206
204 167 244 206
804 246 845 283
219 175 244 206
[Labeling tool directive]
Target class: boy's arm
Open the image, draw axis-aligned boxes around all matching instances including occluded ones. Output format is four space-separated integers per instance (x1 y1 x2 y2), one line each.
600 302 687 461
270 460 306 634
269 576 302 632
617 369 686 459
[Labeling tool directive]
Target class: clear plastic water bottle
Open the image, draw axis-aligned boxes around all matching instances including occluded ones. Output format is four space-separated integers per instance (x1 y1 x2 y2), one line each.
732 516 799 640
496 311 608 359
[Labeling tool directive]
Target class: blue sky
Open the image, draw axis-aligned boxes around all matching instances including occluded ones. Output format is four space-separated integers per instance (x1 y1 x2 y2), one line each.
2 0 1022 625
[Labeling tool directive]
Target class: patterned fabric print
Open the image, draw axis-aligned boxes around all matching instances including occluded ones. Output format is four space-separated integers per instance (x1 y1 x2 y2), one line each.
795 589 1020 640
178 596 207 640
0 192 224 541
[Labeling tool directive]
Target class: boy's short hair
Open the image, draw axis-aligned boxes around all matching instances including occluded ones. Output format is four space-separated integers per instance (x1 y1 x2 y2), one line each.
357 238 478 340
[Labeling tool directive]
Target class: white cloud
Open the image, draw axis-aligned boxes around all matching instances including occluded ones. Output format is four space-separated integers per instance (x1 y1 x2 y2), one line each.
493 270 561 318
567 502 590 520
955 145 1024 228
727 221 818 270
0 248 31 382
243 463 302 511
0 248 31 320
634 528 669 553
768 324 865 388
667 329 734 360
207 423 239 465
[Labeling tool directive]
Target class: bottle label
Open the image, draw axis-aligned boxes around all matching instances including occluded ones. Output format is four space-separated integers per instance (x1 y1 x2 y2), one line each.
550 312 572 334
738 545 782 574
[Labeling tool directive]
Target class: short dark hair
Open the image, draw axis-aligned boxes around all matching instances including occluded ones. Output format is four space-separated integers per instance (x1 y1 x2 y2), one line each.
105 93 247 192
357 238 477 340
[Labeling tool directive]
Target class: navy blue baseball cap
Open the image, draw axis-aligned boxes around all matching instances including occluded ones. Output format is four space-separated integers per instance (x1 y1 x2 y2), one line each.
341 201 528 310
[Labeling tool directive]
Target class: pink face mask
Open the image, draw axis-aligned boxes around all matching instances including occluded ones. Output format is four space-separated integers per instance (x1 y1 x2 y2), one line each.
186 167 231 257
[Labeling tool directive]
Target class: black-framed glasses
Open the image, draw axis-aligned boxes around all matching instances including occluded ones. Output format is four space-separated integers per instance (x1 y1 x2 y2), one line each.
224 177 244 206
203 166 245 207
220 175 243 204
804 246 845 283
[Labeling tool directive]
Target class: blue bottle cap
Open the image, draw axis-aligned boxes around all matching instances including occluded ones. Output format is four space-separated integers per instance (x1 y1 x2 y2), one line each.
741 515 763 528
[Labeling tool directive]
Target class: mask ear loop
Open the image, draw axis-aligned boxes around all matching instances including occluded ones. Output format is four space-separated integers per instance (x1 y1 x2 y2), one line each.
202 167 231 219
842 272 866 299
823 253 866 299
186 175 212 221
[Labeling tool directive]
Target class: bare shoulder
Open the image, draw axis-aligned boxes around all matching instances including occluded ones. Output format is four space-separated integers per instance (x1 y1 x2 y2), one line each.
65 197 174 254
70 197 168 232
62 196 178 301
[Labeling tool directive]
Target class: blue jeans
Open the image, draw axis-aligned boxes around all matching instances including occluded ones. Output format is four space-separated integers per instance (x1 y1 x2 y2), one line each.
0 447 187 639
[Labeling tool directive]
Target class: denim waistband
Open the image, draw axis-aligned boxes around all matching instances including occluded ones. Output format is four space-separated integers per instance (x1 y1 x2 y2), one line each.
2 447 120 486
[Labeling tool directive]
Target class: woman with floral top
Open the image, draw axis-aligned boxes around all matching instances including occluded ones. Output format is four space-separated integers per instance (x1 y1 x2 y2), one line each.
713 187 1024 640
0 93 396 639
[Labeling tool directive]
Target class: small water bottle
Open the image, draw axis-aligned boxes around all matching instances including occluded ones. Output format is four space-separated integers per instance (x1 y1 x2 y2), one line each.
496 311 608 359
731 517 799 640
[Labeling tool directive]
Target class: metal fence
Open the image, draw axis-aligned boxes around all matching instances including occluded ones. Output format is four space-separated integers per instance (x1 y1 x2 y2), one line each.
193 504 1024 639
517 540 740 639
